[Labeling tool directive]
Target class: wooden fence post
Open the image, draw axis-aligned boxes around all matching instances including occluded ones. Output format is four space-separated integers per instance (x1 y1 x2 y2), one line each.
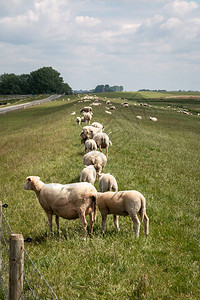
9 234 24 300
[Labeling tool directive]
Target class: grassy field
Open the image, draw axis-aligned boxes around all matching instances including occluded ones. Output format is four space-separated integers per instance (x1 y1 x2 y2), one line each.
0 92 200 299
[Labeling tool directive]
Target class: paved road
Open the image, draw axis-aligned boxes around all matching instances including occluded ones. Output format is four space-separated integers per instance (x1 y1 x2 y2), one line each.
0 95 61 116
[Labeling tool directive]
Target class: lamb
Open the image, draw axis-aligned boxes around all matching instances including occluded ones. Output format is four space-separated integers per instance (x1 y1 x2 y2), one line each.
80 165 97 185
85 139 97 153
83 151 107 174
93 132 112 157
76 117 81 125
80 106 93 113
91 122 104 131
80 125 102 144
24 176 97 240
96 190 149 238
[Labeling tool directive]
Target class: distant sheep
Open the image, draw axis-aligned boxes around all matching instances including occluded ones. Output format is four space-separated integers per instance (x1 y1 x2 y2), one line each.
80 165 97 185
136 116 142 120
24 176 97 240
96 190 149 238
76 117 81 125
149 117 158 122
83 151 107 174
85 139 97 153
80 106 93 113
105 111 112 114
93 132 112 157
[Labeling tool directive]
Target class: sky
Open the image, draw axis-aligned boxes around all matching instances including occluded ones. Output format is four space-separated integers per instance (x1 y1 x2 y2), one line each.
0 0 200 91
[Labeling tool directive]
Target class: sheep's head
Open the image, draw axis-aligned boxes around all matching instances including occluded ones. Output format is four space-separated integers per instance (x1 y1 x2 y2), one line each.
24 176 41 191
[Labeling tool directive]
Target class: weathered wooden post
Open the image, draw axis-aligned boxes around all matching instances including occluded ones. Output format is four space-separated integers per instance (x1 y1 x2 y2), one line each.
9 234 24 300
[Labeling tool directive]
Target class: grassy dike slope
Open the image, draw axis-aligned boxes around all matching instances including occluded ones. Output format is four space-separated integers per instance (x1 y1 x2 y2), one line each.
0 94 199 299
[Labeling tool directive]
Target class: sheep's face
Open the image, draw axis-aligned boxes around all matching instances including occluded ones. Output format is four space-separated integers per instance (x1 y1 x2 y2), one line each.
24 176 40 190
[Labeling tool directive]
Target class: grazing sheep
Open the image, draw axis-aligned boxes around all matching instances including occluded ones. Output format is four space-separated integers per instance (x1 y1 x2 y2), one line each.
96 190 149 238
109 106 116 110
80 165 97 185
71 112 76 115
24 176 97 240
149 117 158 122
98 173 119 232
105 110 112 114
80 106 93 113
76 117 81 125
122 103 129 107
85 139 97 153
106 100 111 105
91 122 104 131
83 112 92 124
93 132 112 157
136 116 142 120
83 151 107 174
98 173 118 192
80 126 102 144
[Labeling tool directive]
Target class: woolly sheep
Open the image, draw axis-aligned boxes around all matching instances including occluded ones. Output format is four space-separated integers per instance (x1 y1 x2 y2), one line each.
80 106 93 113
24 176 97 240
76 117 81 125
83 151 107 174
149 117 158 122
80 165 97 185
96 190 149 238
93 132 112 157
136 116 142 120
80 126 102 144
91 122 104 131
98 173 118 193
85 139 97 153
83 112 92 124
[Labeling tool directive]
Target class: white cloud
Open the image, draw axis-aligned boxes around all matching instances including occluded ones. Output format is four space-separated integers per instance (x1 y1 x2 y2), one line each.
75 16 101 26
0 0 199 90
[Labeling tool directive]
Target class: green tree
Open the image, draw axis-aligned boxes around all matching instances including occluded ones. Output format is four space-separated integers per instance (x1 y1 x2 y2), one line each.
29 67 65 94
0 73 21 94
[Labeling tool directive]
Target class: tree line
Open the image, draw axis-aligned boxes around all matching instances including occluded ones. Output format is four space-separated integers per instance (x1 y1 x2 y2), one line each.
0 67 72 95
93 84 123 93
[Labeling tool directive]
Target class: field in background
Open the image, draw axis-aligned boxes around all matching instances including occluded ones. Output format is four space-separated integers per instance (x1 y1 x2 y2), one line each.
0 92 199 299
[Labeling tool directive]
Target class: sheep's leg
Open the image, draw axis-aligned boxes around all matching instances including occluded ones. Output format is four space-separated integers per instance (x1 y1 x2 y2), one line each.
47 213 53 236
79 212 87 241
99 144 102 152
143 213 149 236
101 214 107 235
130 213 140 238
55 215 60 236
106 146 108 157
89 212 94 237
113 215 120 231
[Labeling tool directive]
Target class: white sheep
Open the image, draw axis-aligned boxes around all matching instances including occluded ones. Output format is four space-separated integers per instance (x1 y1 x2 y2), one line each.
24 176 97 240
80 106 93 113
93 132 112 157
83 112 92 124
83 151 107 174
105 110 112 114
85 139 97 153
96 190 149 238
91 122 104 131
80 126 102 144
149 117 158 122
98 173 118 193
136 116 142 120
80 165 97 185
76 117 81 125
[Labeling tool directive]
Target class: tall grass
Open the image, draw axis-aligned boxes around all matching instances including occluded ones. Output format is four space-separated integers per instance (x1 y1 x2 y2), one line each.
0 94 199 299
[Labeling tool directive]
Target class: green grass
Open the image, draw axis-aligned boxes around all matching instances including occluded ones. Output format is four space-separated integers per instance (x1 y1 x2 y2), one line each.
0 93 200 299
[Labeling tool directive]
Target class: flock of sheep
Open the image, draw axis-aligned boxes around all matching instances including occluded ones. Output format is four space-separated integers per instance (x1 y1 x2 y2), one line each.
24 97 149 241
